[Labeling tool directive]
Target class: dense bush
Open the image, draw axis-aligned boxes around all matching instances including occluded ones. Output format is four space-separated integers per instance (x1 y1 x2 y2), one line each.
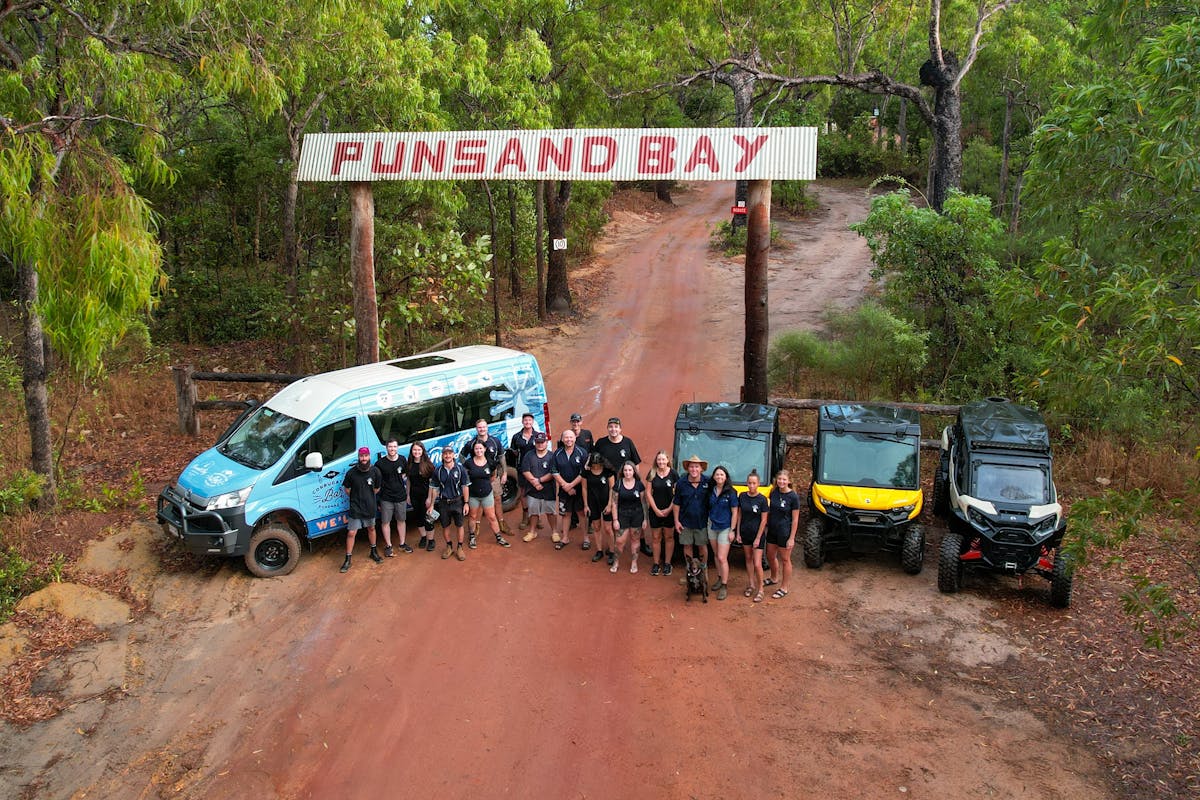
961 139 1002 206
0 547 44 621
155 267 287 344
817 133 922 184
773 181 818 215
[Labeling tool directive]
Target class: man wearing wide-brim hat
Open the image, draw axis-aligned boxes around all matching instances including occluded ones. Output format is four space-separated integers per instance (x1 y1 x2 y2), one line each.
673 454 711 583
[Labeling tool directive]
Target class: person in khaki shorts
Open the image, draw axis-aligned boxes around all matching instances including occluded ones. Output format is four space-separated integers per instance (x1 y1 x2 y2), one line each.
673 454 711 584
520 433 558 541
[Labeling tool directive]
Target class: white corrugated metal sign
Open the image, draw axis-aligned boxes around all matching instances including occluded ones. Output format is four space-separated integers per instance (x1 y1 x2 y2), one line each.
297 127 817 182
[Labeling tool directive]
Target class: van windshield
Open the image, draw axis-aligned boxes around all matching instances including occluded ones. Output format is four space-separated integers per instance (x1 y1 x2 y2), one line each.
219 406 306 470
817 432 919 489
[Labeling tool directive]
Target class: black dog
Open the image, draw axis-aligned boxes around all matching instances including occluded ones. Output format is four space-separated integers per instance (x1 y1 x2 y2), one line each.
685 556 708 603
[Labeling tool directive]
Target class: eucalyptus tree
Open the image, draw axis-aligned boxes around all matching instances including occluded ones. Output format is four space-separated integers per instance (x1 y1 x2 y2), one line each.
1 0 185 506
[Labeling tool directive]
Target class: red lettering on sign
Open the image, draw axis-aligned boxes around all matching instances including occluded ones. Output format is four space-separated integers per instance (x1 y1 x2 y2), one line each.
538 137 573 171
582 136 617 173
733 134 768 171
494 137 528 173
372 141 406 174
332 141 364 176
412 140 446 173
452 139 487 174
684 135 720 173
638 136 676 174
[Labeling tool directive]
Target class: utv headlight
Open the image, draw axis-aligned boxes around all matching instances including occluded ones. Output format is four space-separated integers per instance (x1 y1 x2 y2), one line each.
967 506 990 527
206 487 251 511
1030 514 1059 540
823 500 844 512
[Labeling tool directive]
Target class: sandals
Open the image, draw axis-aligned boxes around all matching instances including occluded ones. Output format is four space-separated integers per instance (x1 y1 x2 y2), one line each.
771 588 789 599
764 578 777 587
744 586 755 598
753 591 765 603
554 541 569 550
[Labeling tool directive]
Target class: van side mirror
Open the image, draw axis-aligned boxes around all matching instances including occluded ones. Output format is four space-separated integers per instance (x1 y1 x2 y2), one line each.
304 452 324 471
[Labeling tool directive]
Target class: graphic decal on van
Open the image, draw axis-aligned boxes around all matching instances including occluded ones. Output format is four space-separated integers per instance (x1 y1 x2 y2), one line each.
490 365 545 420
309 512 348 536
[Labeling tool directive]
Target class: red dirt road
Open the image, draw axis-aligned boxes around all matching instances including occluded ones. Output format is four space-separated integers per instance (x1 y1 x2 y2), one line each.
2 183 1116 800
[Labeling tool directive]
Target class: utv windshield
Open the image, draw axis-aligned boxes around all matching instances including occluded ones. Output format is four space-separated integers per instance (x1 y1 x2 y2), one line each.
817 432 918 489
218 405 307 470
674 430 769 484
973 463 1049 505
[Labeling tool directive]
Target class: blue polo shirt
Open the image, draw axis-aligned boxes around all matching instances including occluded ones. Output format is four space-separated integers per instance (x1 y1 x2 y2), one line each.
673 474 710 529
708 486 737 530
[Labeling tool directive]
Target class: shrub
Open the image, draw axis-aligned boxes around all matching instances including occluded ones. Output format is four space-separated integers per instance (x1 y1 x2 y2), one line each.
0 547 45 621
709 220 780 256
0 469 44 516
773 181 819 215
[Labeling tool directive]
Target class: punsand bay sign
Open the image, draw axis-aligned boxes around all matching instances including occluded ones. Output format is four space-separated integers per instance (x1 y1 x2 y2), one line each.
297 127 817 182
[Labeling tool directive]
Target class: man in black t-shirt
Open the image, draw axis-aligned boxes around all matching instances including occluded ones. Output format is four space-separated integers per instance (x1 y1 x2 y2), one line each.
375 438 409 556
341 447 383 573
520 433 557 542
460 419 504 545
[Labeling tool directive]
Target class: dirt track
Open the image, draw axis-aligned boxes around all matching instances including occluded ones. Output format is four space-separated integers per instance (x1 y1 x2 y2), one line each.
0 182 1116 799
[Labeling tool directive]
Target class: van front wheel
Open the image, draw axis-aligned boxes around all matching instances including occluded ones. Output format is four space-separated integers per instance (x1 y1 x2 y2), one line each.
501 467 521 513
245 524 301 577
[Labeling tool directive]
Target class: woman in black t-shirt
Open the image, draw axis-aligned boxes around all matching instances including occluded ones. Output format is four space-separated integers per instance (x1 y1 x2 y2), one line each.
736 470 770 602
765 470 801 599
645 451 678 577
582 453 614 564
608 461 647 574
405 442 436 551
466 440 509 549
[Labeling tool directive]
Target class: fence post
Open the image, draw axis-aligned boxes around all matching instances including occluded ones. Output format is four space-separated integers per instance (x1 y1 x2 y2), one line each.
172 364 199 436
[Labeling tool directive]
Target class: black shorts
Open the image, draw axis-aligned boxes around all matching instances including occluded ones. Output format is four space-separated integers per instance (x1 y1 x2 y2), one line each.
616 506 645 530
407 505 433 531
649 511 674 529
766 528 792 547
438 499 465 529
559 492 584 515
738 528 766 549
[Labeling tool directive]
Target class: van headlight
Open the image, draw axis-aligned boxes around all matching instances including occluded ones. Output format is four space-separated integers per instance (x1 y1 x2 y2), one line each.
206 487 251 511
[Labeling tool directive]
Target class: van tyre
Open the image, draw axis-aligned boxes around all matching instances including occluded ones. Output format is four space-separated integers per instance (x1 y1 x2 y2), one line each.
501 467 521 513
245 524 301 577
803 518 825 569
937 531 964 593
1049 549 1074 608
901 524 925 575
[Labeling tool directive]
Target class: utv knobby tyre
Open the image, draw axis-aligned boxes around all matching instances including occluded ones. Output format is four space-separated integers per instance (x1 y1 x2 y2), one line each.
245 523 301 577
932 458 950 517
501 467 521 512
803 518 825 569
937 531 964 593
901 524 925 575
1049 549 1075 608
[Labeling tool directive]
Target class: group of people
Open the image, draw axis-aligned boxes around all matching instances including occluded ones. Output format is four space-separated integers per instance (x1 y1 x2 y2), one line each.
339 413 803 602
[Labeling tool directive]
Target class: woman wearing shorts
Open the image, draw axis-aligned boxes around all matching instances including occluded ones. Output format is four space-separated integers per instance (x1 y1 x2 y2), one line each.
737 470 769 602
765 470 802 599
582 452 614 564
645 451 678 577
608 461 647 574
466 440 511 549
406 441 436 552
706 465 739 600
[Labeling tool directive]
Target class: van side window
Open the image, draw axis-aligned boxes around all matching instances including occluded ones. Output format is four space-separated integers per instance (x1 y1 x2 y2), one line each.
451 385 510 429
276 418 357 485
368 398 454 445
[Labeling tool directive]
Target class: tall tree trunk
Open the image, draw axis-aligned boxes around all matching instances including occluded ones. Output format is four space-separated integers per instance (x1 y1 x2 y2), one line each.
999 90 1013 215
535 180 547 320
544 179 572 313
654 180 673 204
18 260 57 508
283 128 304 370
348 182 378 365
482 181 502 346
928 84 961 213
898 97 908 154
507 183 521 298
743 180 772 404
718 61 758 229
1009 166 1024 233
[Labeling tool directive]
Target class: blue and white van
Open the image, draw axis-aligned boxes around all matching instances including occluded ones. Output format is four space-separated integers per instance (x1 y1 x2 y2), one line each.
156 346 550 576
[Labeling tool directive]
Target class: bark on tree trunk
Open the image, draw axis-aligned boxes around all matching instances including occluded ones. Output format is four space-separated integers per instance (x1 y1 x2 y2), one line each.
743 180 772 404
348 182 379 365
1009 167 1024 233
482 181 502 346
507 183 521 298
283 130 304 371
928 82 962 213
544 179 572 313
535 180 547 320
999 90 1013 216
18 260 57 508
654 180 673 204
898 97 908 154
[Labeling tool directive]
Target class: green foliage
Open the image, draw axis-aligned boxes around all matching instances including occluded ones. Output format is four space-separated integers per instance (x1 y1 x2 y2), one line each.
708 220 780 257
852 189 1009 397
0 345 21 394
817 132 922 183
768 302 929 398
0 547 45 621
773 181 818 215
961 139 1001 205
0 470 45 516
156 268 286 344
58 465 147 514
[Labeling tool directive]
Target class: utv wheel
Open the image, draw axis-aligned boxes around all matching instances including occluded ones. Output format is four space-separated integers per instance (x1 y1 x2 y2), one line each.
901 524 925 575
932 457 950 517
1049 549 1075 608
803 518 825 569
501 467 521 512
245 523 301 577
937 531 964 593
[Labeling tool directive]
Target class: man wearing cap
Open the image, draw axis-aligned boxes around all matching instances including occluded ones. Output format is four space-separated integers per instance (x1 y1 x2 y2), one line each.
430 446 470 561
673 454 711 583
460 419 505 546
558 413 594 530
551 428 588 547
592 417 650 556
510 412 540 529
520 432 557 542
340 446 384 573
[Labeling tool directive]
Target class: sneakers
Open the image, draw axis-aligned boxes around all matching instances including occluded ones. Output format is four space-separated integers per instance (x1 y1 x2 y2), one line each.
400 543 414 554
339 555 352 573
455 546 467 562
384 545 395 558
662 563 673 576
426 538 436 552
369 547 383 564
495 534 511 548
418 536 428 550
522 531 537 543
442 542 454 559
591 551 605 563
650 563 661 576
468 532 478 550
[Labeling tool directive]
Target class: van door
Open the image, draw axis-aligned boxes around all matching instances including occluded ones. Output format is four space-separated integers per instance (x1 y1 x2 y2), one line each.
273 416 358 538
